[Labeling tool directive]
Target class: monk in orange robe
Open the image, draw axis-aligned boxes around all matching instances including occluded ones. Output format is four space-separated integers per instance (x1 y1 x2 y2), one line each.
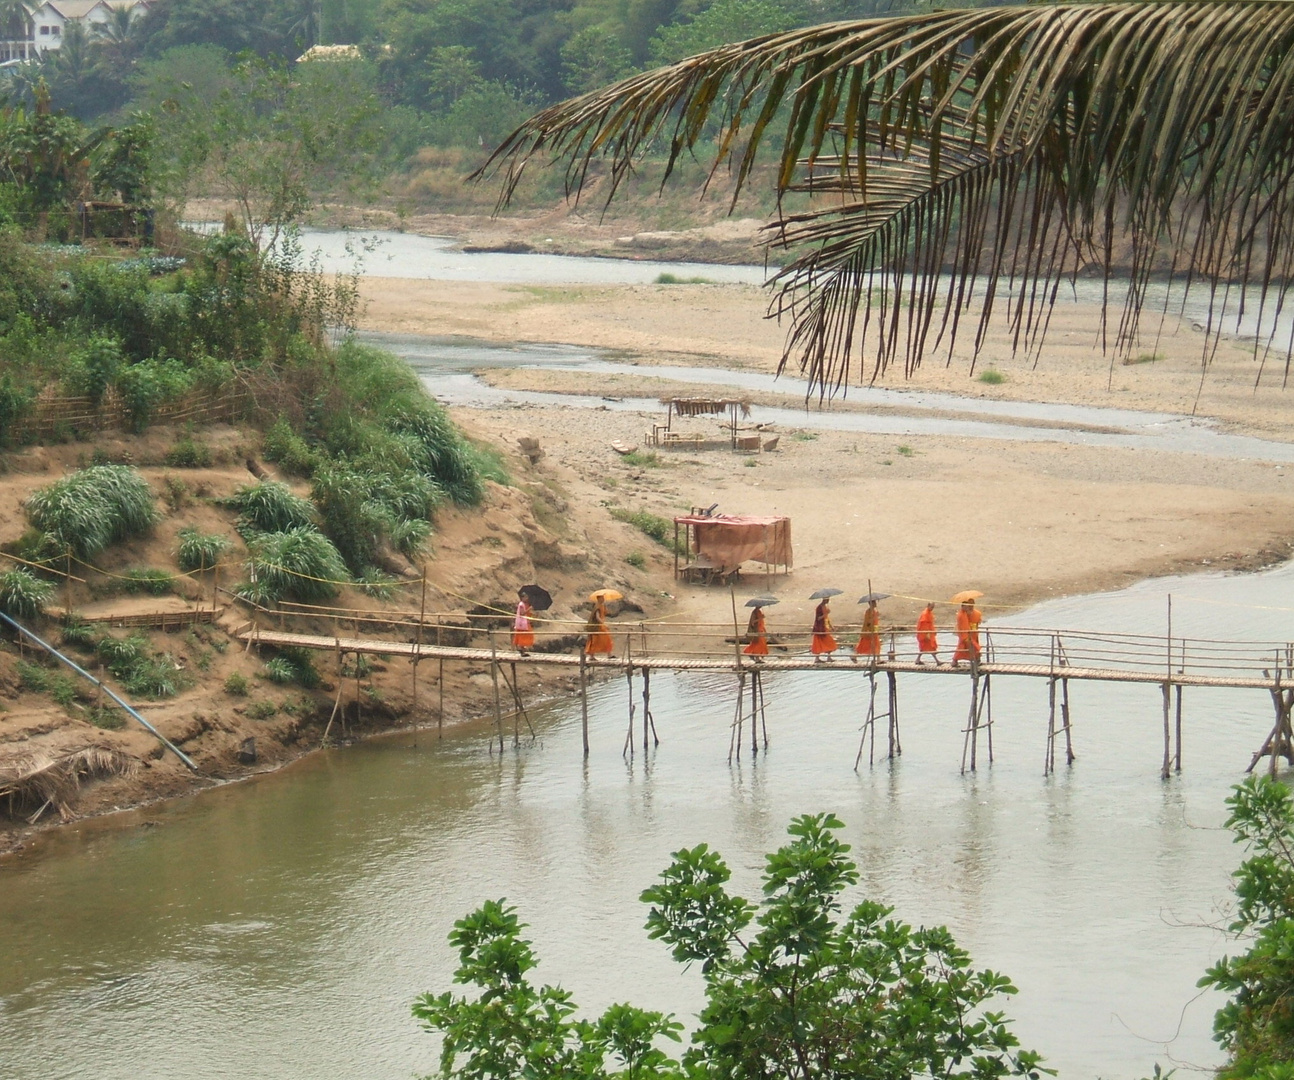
512 592 535 652
811 598 837 660
916 602 939 665
952 600 982 665
854 599 881 659
584 597 614 656
743 606 769 657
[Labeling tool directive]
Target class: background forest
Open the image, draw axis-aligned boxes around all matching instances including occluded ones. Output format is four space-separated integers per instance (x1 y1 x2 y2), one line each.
0 0 943 200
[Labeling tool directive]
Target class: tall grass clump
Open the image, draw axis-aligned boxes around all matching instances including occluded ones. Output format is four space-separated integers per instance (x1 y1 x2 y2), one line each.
311 461 440 571
24 465 158 560
95 633 190 698
610 507 675 548
177 528 231 573
243 526 349 603
229 481 315 534
0 567 55 619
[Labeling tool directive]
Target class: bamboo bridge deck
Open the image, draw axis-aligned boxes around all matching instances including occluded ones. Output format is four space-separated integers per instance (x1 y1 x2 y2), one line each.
234 615 1294 780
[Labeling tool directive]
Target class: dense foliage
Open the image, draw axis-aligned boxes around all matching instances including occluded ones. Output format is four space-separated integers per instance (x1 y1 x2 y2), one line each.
415 813 1046 1080
1203 776 1294 1076
23 465 158 561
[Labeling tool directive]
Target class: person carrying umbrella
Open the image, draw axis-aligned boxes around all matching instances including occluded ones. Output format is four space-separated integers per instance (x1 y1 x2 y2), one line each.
915 601 940 665
512 589 535 654
854 591 885 660
951 591 984 665
584 589 618 657
743 597 775 658
810 590 839 660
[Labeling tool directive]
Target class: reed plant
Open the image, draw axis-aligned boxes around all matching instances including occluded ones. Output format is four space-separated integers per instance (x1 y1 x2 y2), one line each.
0 567 55 619
176 528 231 573
24 465 159 561
95 633 190 698
243 526 350 603
229 481 316 535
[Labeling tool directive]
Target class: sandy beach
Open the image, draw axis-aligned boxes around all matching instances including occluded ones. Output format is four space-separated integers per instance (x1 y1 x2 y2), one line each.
359 271 1294 633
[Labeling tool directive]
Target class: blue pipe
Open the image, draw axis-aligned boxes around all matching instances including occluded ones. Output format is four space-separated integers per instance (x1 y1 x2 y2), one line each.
0 611 199 772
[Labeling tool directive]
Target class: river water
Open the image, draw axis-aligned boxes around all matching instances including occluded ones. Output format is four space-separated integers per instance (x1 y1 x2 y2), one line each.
3 560 1294 1079
4 234 1294 1079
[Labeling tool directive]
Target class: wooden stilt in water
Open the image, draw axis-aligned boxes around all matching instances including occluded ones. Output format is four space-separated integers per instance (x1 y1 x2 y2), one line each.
757 670 769 750
1174 684 1183 773
579 647 590 758
1060 678 1075 765
489 632 504 754
1160 682 1172 780
502 662 536 740
437 618 445 739
855 671 879 770
750 670 759 756
641 667 657 748
728 671 746 763
961 666 981 774
886 669 900 759
510 660 520 747
983 674 994 764
1045 675 1058 776
622 650 637 759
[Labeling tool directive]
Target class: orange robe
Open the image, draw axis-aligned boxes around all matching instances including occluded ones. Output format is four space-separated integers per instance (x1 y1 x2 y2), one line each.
512 600 535 650
916 609 938 654
584 601 614 655
855 606 881 656
743 608 769 656
953 607 982 662
810 601 837 654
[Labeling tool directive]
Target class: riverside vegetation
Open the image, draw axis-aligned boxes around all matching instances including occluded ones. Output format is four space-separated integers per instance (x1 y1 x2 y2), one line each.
420 786 1294 1079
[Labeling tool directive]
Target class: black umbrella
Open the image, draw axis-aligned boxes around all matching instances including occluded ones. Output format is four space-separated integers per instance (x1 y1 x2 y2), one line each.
745 596 780 608
519 584 553 611
857 592 891 604
809 588 843 600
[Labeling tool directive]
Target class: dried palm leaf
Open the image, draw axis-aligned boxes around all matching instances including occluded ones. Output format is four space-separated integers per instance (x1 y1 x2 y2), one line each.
0 745 138 823
478 2 1294 393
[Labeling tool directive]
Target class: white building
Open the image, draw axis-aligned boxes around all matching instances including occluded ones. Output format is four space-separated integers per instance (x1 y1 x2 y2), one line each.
1 0 148 64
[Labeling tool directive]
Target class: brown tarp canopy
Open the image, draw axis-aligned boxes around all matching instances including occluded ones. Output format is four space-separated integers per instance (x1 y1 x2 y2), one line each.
675 514 793 569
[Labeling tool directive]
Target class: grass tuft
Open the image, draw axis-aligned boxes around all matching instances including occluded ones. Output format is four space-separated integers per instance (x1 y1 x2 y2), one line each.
177 527 231 573
24 465 158 560
0 567 55 619
977 368 1006 385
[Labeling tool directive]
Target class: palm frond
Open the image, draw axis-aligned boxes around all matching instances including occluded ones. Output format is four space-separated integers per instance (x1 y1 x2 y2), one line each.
479 2 1294 390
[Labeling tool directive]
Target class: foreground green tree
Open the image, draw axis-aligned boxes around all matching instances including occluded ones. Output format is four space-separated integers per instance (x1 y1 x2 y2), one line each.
414 813 1047 1079
480 2 1294 393
1202 777 1294 1076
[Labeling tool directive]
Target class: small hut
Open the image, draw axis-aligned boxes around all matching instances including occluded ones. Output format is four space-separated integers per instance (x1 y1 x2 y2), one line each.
652 397 751 449
673 513 793 585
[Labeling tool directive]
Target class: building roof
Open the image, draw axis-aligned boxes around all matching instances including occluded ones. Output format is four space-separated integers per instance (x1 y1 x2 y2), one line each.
39 0 145 19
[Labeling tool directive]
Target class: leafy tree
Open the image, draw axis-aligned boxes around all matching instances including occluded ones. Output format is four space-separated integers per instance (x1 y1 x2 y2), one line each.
1201 777 1294 1076
415 813 1047 1080
481 2 1294 394
648 0 809 64
561 26 633 96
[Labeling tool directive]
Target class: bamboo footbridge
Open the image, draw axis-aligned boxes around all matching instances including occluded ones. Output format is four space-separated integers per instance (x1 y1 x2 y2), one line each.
232 597 1294 780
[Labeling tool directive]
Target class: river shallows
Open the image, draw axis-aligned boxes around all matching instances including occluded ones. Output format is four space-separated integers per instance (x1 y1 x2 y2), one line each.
3 560 1291 1079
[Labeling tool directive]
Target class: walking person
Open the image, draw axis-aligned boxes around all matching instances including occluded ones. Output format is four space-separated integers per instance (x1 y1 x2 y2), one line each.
916 601 940 665
811 596 838 661
743 604 770 657
952 598 983 666
854 598 881 661
584 592 616 658
511 590 535 654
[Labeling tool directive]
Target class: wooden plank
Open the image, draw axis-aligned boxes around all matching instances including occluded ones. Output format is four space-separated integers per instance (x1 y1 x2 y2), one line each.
233 629 1282 691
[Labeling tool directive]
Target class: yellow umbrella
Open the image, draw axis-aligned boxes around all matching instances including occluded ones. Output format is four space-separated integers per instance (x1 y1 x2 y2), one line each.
589 588 624 603
950 590 984 604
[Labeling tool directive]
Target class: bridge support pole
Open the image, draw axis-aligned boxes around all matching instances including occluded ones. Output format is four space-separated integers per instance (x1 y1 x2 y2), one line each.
489 633 504 755
728 670 747 764
1175 685 1183 773
579 648 589 758
1161 683 1172 780
855 671 879 770
887 670 901 760
642 668 659 749
756 669 769 750
622 652 637 759
1248 685 1294 775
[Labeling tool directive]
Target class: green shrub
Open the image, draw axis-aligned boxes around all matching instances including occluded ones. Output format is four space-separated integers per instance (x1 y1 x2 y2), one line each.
224 672 249 696
16 659 48 692
88 705 126 730
60 617 99 649
64 336 122 406
243 526 350 603
0 375 34 448
263 656 296 684
95 633 189 698
355 567 399 599
24 465 158 560
176 527 230 573
0 567 55 619
978 368 1006 385
621 451 662 468
164 438 212 468
263 646 321 689
230 481 315 534
120 568 174 595
262 418 319 476
625 551 646 569
654 272 716 284
610 507 675 549
115 357 193 432
247 700 278 720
